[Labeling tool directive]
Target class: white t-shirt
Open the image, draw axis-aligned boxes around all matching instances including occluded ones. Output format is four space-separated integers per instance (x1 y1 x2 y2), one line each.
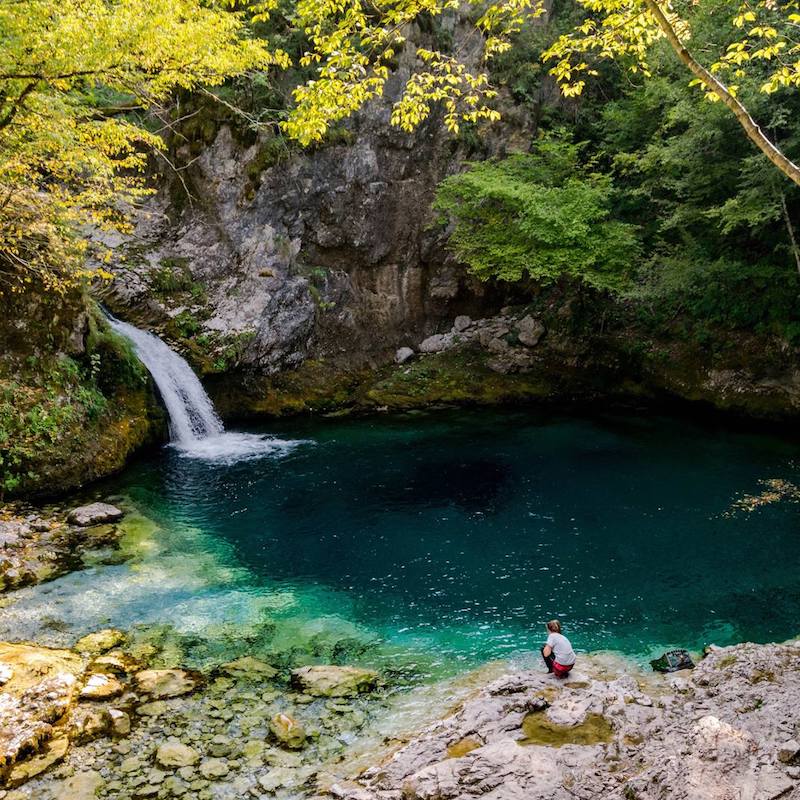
546 632 576 665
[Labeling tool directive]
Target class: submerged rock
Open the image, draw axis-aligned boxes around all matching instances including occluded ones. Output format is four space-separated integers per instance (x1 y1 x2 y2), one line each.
291 665 379 698
270 713 307 749
134 669 201 699
67 503 124 527
79 673 124 700
155 740 200 769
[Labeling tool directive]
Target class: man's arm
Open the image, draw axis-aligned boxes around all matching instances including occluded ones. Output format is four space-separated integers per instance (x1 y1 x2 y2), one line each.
542 644 552 657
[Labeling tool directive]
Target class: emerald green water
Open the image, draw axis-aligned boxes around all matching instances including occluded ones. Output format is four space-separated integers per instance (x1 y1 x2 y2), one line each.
4 409 799 678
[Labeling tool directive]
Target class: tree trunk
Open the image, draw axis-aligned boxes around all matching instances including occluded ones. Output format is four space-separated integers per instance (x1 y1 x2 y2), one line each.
780 193 800 277
644 0 800 188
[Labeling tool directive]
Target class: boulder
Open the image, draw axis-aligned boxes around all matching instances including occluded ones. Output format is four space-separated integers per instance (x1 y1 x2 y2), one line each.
418 333 453 354
68 706 112 744
58 770 105 799
291 665 379 698
453 315 472 332
395 346 415 365
199 757 230 780
67 503 124 527
7 733 69 786
134 669 201 699
108 708 131 737
155 740 200 769
75 629 126 655
80 673 124 700
516 316 546 347
269 713 307 749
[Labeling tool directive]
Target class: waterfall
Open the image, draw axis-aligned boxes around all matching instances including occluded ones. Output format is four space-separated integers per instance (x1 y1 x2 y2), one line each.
107 315 223 444
107 313 305 462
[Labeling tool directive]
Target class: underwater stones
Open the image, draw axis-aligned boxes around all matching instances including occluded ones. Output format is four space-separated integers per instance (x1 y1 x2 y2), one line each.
269 713 307 750
208 735 235 757
516 316 546 347
67 504 124 527
291 665 379 698
198 758 229 780
155 741 200 769
134 669 200 699
395 347 415 365
58 769 105 799
219 656 277 681
75 629 126 655
136 700 168 717
79 673 124 700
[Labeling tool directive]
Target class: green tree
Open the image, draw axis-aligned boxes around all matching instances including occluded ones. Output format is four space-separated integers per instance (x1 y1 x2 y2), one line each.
434 136 640 289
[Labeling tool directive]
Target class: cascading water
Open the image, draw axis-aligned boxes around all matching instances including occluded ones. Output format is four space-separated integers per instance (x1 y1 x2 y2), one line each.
106 313 304 462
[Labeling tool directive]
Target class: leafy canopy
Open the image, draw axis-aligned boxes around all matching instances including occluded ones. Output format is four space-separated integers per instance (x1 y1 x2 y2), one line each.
0 0 287 294
434 136 639 290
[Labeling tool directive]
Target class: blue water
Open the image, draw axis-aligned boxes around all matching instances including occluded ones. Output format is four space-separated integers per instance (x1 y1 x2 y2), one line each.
5 408 799 678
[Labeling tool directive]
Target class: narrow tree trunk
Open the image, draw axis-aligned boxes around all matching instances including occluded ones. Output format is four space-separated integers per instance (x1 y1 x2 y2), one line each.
780 192 800 277
644 0 800 188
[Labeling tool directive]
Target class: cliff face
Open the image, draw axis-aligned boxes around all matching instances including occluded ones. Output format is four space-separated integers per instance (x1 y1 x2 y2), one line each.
99 32 800 425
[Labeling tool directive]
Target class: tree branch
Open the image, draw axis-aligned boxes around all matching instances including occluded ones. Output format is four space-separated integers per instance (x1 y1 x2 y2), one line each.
644 0 800 188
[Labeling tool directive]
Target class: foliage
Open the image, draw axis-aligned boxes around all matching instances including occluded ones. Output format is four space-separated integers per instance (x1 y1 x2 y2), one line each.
542 0 800 184
434 136 639 290
0 0 288 295
0 306 151 496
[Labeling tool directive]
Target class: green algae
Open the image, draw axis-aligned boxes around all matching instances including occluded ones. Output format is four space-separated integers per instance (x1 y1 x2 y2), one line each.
447 737 483 758
520 712 614 747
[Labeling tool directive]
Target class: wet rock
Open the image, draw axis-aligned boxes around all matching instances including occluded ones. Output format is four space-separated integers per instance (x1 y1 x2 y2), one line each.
516 316 545 347
74 629 126 655
108 708 131 736
395 346 415 365
57 769 105 799
155 741 200 769
198 758 229 780
67 706 112 744
79 673 124 700
134 669 201 699
269 713 307 750
67 503 124 527
7 734 69 786
291 665 379 698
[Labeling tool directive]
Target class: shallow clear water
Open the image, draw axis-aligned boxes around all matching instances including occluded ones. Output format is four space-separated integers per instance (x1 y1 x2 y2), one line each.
4 408 799 679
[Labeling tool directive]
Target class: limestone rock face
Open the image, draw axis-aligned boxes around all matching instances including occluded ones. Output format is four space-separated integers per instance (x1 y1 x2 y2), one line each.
291 665 380 698
67 503 124 527
338 642 800 800
134 669 201 699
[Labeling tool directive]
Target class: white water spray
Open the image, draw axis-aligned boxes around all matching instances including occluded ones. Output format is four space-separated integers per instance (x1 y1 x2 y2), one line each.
107 313 304 463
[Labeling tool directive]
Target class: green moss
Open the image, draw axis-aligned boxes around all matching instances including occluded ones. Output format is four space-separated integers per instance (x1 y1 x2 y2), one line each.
520 712 614 747
0 300 164 498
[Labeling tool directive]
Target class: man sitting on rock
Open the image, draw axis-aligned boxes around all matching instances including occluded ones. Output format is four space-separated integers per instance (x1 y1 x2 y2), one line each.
541 619 576 678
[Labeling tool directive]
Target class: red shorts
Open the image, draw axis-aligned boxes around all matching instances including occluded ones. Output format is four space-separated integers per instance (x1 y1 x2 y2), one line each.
553 661 574 678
